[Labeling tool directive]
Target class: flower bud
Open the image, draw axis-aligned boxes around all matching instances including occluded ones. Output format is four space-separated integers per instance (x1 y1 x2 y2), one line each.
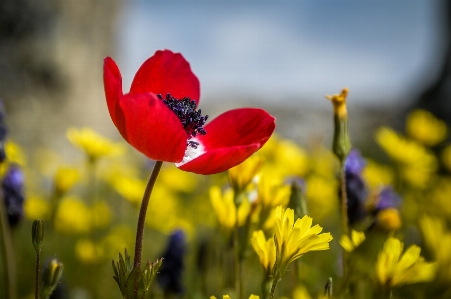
287 179 307 219
42 259 64 299
326 88 351 163
324 277 333 297
32 219 44 253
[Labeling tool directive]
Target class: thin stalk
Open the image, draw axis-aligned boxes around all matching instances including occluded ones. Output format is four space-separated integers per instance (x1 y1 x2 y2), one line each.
0 195 17 299
268 278 279 299
233 209 242 299
35 251 40 299
133 160 163 269
340 162 349 279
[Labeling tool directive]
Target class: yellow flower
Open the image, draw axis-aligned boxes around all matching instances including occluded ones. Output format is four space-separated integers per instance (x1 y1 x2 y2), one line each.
375 127 437 167
112 175 146 204
375 236 436 288
228 154 264 194
376 208 402 231
257 174 290 227
91 201 111 228
274 206 332 278
251 230 276 276
75 238 104 264
375 127 437 187
5 140 26 166
420 216 451 282
54 196 92 234
339 230 365 252
362 159 394 188
67 127 125 162
54 166 80 194
305 175 338 221
209 186 250 233
211 295 259 299
406 109 447 147
159 165 198 193
24 196 50 220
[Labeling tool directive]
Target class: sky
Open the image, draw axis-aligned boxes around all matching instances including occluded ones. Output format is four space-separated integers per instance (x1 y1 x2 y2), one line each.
115 0 445 106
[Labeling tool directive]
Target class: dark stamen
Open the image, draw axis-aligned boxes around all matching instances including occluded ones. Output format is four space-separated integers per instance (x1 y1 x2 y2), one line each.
158 94 208 149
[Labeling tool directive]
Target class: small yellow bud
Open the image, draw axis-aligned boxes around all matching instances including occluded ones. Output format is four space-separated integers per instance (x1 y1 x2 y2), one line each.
42 259 64 299
377 208 402 231
326 88 351 162
32 220 44 253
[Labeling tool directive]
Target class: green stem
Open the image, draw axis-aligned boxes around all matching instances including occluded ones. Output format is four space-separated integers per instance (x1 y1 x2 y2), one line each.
35 250 40 299
0 194 17 299
233 209 242 299
268 277 279 299
133 161 163 269
340 163 349 279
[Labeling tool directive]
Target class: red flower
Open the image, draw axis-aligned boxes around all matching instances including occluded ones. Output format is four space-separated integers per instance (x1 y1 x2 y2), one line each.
103 50 275 174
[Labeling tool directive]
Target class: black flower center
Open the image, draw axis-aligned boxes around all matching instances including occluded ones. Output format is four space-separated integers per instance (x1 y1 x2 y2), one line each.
158 94 208 149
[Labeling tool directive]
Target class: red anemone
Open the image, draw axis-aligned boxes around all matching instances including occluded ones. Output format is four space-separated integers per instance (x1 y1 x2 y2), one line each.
103 49 275 175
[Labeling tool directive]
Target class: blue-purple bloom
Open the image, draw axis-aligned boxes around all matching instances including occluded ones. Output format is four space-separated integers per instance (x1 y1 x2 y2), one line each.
374 187 402 212
157 230 186 295
2 165 25 227
344 149 368 225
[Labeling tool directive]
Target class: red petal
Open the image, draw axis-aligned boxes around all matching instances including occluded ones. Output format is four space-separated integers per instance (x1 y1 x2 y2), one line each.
115 93 187 162
130 50 200 104
178 144 261 175
178 108 276 174
103 57 124 126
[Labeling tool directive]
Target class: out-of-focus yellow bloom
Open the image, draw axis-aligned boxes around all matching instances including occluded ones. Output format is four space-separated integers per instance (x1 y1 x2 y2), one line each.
375 127 437 188
101 225 134 259
228 154 264 194
209 186 250 233
159 165 198 193
420 216 451 282
0 140 27 176
257 174 290 228
251 230 276 276
340 230 365 252
91 201 111 228
375 127 437 167
362 159 394 188
305 175 338 221
24 196 50 220
54 196 91 234
429 178 451 217
375 236 436 288
258 134 309 178
5 140 26 166
75 238 104 264
406 109 447 147
211 295 259 299
376 208 402 231
67 127 125 162
291 285 328 299
113 176 146 204
274 206 332 278
54 166 80 194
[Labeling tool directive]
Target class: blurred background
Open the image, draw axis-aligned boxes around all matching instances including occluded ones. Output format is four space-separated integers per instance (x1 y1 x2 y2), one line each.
1 0 451 153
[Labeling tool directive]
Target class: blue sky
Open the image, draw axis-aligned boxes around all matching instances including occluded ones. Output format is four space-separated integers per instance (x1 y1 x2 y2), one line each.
115 0 444 106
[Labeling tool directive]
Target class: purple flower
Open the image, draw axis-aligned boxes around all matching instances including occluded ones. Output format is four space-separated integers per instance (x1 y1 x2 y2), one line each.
375 187 401 211
345 148 366 175
157 230 186 295
2 165 25 227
